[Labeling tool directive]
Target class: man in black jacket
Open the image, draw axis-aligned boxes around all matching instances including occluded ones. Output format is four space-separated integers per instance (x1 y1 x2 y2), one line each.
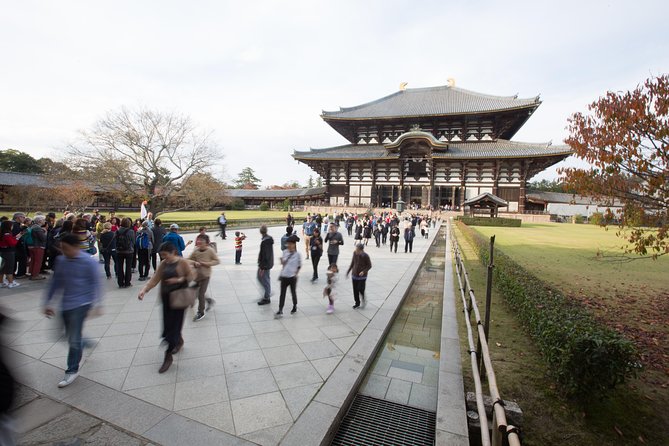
257 225 274 305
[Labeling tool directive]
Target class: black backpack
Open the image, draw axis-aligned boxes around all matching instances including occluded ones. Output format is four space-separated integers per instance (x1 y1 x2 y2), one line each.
116 229 132 252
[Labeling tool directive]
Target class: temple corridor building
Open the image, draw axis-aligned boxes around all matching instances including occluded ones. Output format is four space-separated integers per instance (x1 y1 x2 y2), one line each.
293 84 572 212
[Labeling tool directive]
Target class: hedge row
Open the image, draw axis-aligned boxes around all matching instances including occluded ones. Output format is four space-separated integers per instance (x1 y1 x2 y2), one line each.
456 221 639 401
456 216 522 227
167 218 288 231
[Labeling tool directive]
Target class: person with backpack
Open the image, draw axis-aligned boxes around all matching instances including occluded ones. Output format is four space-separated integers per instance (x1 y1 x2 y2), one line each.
27 215 47 281
0 220 20 289
11 213 28 279
217 212 227 239
115 218 135 288
99 222 117 280
163 224 191 257
151 218 165 272
389 223 400 253
136 221 154 281
404 224 415 253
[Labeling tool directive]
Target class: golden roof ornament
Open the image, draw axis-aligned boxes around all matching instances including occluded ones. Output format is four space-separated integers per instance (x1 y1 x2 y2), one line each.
399 82 408 91
447 78 456 87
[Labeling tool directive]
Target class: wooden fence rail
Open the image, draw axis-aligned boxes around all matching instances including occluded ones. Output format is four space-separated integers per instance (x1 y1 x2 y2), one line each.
449 220 521 446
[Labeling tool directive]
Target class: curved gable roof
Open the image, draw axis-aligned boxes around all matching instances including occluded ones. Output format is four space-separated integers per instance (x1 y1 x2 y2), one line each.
322 85 540 120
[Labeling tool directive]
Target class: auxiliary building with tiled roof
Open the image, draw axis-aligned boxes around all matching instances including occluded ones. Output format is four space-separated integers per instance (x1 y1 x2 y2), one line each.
293 83 573 212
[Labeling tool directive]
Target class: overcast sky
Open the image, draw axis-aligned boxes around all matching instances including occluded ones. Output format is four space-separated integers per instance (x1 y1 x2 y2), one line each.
1 0 668 187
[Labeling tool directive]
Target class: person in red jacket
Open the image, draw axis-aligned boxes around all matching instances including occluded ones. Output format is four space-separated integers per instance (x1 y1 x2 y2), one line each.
0 220 20 289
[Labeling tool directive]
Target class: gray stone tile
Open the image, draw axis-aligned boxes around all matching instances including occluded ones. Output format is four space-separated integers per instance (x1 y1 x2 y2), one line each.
223 349 268 374
12 359 96 401
12 397 69 434
387 365 423 383
311 356 343 380
11 329 62 346
123 363 177 391
174 374 228 411
220 335 260 354
359 373 391 399
255 330 295 348
182 325 220 341
271 361 322 390
64 383 170 434
178 401 236 434
263 344 307 366
330 335 356 353
250 320 285 333
230 391 293 435
11 342 56 359
132 346 166 366
240 422 291 446
217 322 253 338
79 423 144 446
287 327 327 343
176 354 225 382
227 367 278 400
435 430 470 446
320 324 358 338
144 413 252 445
298 339 342 360
312 356 362 408
17 409 102 445
126 383 176 411
81 367 129 390
280 401 339 446
104 321 148 337
94 334 141 353
386 378 412 405
216 312 249 326
84 348 136 373
409 382 438 411
370 357 392 376
114 310 153 323
280 383 320 419
179 338 221 359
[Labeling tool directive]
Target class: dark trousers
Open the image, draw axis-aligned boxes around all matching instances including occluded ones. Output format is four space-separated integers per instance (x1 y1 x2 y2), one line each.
131 247 137 269
382 233 387 244
404 240 413 253
14 244 27 277
138 248 150 278
374 234 381 247
219 224 227 239
390 239 398 253
327 254 338 266
151 252 160 271
311 253 321 279
235 249 242 264
278 276 297 310
160 294 185 352
352 278 367 305
102 250 118 278
117 252 133 286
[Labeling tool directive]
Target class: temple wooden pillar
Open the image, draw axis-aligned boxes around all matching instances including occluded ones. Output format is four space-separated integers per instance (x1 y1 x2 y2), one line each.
344 162 351 206
459 162 467 211
324 162 331 204
519 160 530 213
492 160 500 196
370 161 377 207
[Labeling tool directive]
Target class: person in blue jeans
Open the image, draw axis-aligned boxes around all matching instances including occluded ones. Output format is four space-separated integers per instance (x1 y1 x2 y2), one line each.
43 233 103 388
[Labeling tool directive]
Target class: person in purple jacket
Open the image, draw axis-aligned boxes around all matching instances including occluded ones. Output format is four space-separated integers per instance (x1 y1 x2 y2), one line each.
43 233 103 388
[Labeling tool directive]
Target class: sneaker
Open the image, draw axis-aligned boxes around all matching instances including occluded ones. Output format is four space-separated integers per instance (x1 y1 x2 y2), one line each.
194 312 205 322
58 372 79 388
205 297 215 312
257 298 271 306
7 282 20 289
326 304 334 314
353 303 360 309
291 306 297 314
275 310 283 316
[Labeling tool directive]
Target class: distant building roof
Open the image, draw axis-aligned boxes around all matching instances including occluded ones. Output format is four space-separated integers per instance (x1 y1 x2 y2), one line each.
226 187 326 199
293 140 572 160
526 191 623 207
0 171 51 187
322 85 540 120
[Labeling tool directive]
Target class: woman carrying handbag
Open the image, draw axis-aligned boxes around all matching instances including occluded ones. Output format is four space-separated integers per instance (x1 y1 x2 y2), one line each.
138 242 195 373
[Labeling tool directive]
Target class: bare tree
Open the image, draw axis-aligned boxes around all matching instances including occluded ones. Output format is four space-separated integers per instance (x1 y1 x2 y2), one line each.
72 107 223 214
177 172 228 211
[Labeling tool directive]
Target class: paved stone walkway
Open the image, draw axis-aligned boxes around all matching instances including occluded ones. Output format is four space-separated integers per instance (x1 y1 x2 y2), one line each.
1 224 438 445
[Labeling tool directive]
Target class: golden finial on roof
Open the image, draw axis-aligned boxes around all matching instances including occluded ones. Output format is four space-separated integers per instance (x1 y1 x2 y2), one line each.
447 78 456 87
399 82 408 91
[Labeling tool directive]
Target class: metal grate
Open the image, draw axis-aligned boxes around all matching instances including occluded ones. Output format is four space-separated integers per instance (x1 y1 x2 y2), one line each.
331 394 436 446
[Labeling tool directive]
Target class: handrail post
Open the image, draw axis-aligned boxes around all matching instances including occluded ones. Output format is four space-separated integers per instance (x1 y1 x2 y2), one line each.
480 235 495 376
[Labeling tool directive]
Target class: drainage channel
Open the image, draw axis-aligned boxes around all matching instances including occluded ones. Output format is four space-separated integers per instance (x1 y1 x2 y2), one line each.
332 227 446 445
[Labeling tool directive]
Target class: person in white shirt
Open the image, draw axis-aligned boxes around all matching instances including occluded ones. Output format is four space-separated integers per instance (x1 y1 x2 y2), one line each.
276 234 301 316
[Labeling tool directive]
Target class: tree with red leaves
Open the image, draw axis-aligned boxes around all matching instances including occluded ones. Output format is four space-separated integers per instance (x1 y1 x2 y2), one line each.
561 74 668 258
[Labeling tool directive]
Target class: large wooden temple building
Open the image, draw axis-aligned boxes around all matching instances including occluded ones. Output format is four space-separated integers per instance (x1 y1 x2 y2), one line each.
293 83 572 212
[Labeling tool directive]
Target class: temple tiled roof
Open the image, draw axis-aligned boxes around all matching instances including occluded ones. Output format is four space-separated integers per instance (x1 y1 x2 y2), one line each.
293 140 572 161
322 85 540 119
227 187 326 199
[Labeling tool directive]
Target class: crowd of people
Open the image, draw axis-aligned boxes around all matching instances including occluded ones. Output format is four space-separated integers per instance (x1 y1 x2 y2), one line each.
0 208 437 384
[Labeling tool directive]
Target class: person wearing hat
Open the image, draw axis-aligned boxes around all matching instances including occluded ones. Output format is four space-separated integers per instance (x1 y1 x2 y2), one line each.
162 223 192 257
346 243 372 309
276 234 302 316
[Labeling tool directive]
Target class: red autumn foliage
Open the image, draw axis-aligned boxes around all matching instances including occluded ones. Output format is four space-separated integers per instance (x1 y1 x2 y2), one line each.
561 75 669 258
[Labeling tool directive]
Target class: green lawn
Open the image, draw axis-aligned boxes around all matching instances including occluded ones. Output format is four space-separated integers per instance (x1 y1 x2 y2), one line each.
454 223 669 445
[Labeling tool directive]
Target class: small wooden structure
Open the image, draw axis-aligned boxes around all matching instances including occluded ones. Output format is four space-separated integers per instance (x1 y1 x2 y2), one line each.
464 192 508 217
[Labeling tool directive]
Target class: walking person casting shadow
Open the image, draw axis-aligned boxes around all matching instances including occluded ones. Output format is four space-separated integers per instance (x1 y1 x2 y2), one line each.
138 242 195 374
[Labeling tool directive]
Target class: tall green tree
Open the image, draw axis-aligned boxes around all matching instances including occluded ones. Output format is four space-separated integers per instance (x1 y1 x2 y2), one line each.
234 167 262 189
0 149 43 173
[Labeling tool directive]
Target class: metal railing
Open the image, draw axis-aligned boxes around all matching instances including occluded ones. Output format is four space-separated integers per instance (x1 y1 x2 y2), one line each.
449 221 521 446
